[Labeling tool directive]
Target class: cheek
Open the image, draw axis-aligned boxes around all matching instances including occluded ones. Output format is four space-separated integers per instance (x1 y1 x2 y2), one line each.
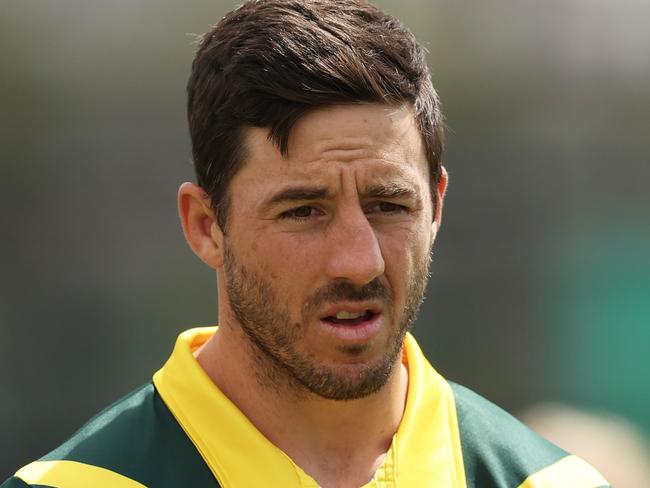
246 232 323 282
380 222 431 259
379 225 431 282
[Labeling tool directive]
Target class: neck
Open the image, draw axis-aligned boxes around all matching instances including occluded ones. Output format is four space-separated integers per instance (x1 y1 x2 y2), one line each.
196 323 409 488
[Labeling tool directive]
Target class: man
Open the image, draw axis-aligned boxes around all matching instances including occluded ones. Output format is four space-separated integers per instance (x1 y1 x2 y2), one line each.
3 1 609 487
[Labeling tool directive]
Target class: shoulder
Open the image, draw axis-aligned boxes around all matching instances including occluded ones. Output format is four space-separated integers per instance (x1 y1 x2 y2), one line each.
449 382 610 488
4 383 218 488
0 478 32 488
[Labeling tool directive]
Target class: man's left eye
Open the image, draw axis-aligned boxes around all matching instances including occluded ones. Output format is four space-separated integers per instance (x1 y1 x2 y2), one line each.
375 202 406 213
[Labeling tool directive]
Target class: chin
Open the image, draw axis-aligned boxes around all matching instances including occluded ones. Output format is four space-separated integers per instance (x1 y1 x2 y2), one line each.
298 349 399 401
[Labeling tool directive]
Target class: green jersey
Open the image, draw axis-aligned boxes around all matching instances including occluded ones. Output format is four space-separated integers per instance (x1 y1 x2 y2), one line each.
3 328 610 488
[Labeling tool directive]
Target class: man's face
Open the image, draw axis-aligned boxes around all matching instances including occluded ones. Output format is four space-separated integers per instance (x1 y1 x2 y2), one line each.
220 104 440 400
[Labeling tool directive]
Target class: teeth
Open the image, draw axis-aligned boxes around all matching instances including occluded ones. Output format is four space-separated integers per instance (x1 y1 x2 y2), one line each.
335 311 366 320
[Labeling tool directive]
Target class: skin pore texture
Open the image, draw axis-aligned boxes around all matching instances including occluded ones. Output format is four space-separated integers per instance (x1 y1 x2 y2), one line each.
178 103 447 488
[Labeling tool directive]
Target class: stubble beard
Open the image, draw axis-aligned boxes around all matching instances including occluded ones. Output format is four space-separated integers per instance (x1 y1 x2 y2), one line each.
223 243 431 401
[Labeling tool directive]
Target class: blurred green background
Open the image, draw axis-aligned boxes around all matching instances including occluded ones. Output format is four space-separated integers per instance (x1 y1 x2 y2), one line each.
1 0 649 479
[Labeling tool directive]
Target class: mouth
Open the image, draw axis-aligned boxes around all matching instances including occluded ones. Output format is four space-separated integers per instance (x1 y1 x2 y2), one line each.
318 305 383 342
322 309 378 326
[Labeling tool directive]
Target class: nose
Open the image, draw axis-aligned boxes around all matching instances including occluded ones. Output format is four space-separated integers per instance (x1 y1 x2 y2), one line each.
324 208 385 286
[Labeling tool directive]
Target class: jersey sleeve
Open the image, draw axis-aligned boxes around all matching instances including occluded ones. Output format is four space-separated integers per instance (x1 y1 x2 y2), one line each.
449 382 611 488
0 477 32 488
2 383 219 488
516 454 611 488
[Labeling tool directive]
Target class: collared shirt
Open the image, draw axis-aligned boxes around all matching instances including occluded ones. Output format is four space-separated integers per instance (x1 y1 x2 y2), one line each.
5 328 609 488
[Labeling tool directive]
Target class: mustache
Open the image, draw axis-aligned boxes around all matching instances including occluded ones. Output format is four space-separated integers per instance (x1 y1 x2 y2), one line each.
304 278 393 312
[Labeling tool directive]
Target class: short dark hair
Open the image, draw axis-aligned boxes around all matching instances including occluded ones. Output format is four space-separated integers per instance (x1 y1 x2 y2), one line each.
187 0 444 230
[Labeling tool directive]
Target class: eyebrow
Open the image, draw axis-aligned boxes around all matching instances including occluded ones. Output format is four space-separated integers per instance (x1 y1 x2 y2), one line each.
363 183 420 203
262 182 421 209
264 186 332 207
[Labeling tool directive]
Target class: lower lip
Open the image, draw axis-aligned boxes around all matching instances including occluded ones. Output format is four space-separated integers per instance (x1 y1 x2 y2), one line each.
319 314 382 342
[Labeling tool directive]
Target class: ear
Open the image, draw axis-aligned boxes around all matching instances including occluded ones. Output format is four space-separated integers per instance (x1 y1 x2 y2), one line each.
178 182 225 269
431 165 449 241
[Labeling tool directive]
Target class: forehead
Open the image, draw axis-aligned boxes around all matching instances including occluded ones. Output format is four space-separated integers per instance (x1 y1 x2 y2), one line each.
233 103 430 195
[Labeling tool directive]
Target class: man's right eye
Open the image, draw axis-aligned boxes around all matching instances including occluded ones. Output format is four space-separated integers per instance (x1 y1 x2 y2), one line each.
280 205 318 220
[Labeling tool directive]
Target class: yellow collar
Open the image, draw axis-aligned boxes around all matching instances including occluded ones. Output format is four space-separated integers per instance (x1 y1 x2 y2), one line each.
153 328 466 487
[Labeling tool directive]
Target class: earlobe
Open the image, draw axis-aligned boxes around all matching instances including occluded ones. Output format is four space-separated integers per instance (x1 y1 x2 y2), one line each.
431 166 448 242
178 182 225 269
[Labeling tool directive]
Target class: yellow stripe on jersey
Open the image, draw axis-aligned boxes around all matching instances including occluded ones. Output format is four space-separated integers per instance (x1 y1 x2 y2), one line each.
517 455 609 488
393 335 467 487
15 460 147 488
153 328 467 487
